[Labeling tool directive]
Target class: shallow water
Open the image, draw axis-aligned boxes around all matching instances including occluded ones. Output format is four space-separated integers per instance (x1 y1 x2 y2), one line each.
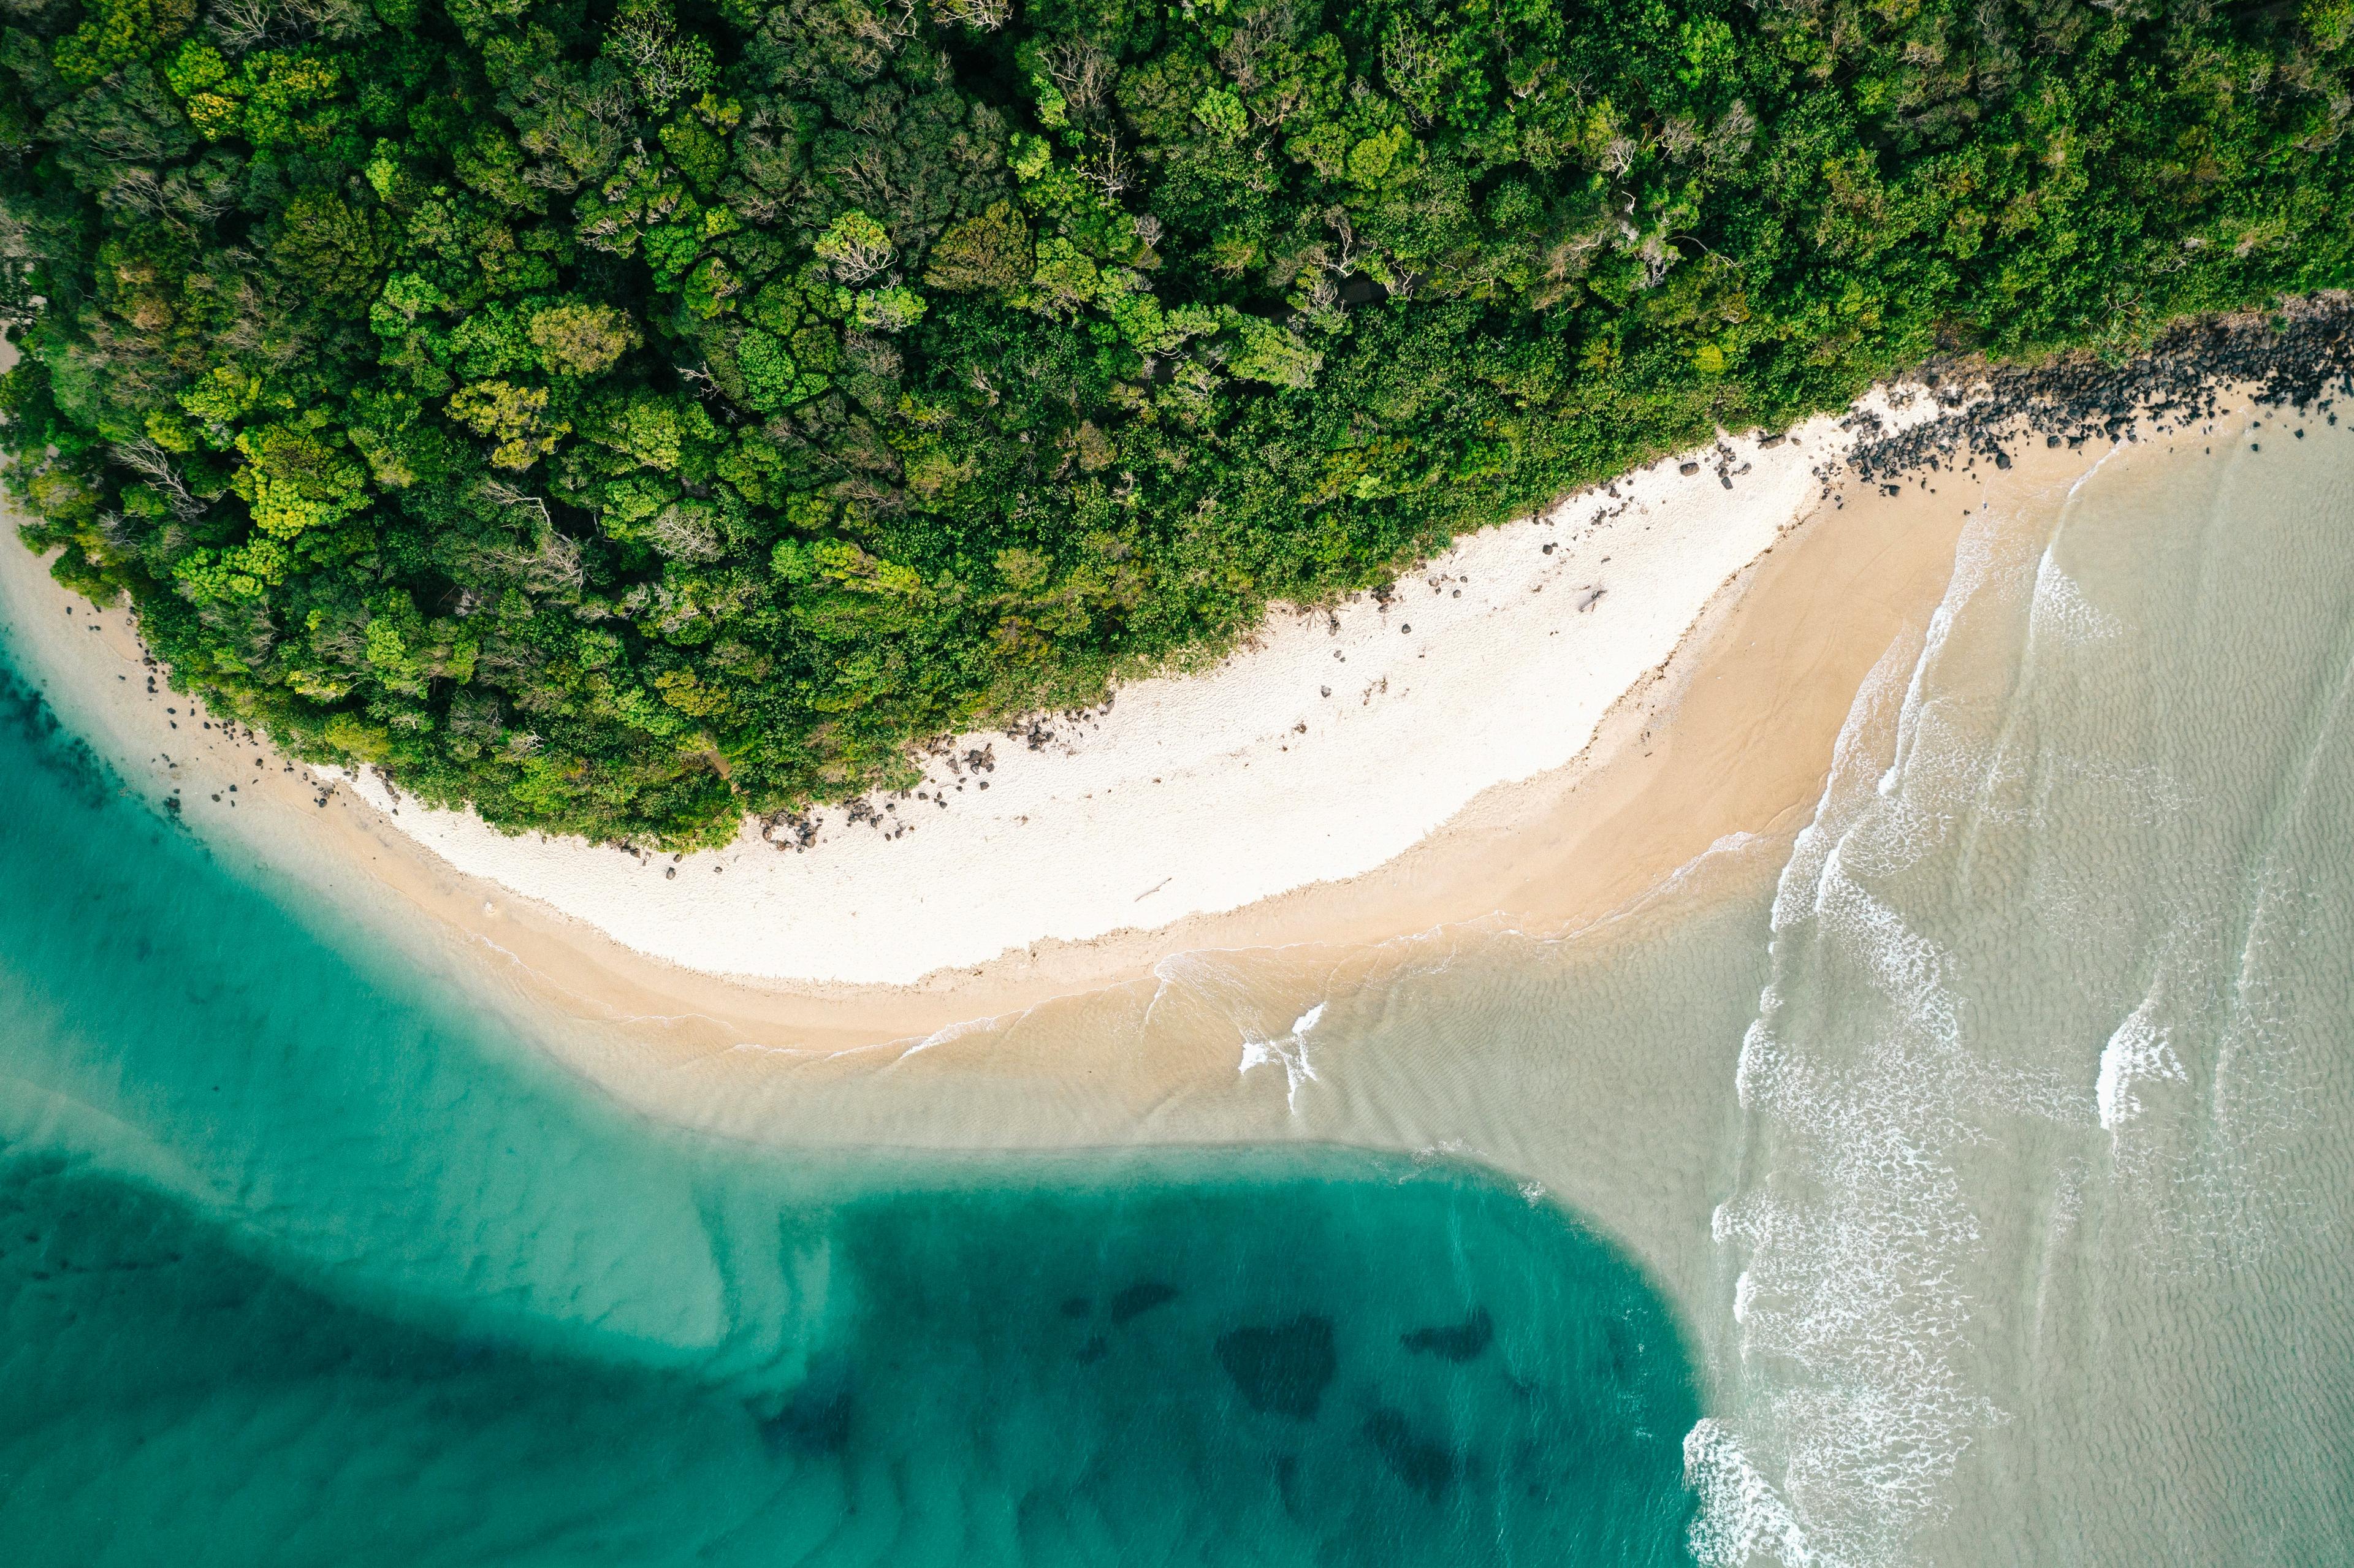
0 626 1697 1563
1692 423 2354 1566
6 412 2354 1567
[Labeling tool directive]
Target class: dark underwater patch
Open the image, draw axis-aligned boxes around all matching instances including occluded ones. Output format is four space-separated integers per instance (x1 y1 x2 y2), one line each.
1364 1407 1459 1502
0 661 119 812
1401 1307 1495 1363
761 1364 853 1458
1215 1314 1338 1420
0 687 1707 1567
1108 1279 1179 1325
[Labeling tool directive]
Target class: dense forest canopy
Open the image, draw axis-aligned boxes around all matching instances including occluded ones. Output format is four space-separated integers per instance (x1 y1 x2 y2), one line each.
0 0 2346 844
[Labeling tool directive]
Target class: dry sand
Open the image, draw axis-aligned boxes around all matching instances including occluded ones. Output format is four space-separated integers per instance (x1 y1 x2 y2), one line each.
329 420 1848 987
319 391 1992 991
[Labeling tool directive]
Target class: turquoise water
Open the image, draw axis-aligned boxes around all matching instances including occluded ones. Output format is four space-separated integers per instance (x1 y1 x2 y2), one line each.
0 640 1699 1563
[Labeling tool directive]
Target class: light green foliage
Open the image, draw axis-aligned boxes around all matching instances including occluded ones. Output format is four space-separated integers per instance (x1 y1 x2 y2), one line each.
2309 0 2354 50
1028 237 1102 316
1221 311 1324 389
5 0 2350 845
1192 88 1248 142
603 0 716 113
166 44 346 150
529 302 640 378
230 425 370 540
162 40 226 101
177 368 262 439
853 286 929 332
53 0 193 88
448 380 567 470
813 211 893 283
1007 132 1053 181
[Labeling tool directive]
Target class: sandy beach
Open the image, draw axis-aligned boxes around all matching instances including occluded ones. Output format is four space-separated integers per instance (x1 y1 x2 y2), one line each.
0 386 2117 1058
1 373 2316 1316
324 403 1945 991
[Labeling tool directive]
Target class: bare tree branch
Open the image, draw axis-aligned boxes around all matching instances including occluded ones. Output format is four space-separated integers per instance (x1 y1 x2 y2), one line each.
111 435 205 520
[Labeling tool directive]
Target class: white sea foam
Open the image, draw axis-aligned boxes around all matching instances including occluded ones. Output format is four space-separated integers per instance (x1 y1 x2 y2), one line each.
1872 509 2008 802
1774 629 1924 937
1700 400 2349 1562
2095 997 2185 1132
2176 867 2323 1257
1145 950 1337 1114
1236 994 1328 1111
1734 1017 1773 1111
2030 546 2126 644
1143 948 1269 1034
1685 1418 1815 1567
897 1009 1025 1059
1699 504 2056 1567
1236 1030 1317 1110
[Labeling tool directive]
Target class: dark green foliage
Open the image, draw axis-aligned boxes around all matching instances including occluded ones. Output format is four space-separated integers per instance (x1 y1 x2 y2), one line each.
1 0 2347 845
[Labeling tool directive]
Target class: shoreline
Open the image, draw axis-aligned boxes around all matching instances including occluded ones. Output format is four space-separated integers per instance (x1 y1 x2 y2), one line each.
314 295 2354 1002
7 321 2343 1059
8 404 2339 1328
0 427 1996 1056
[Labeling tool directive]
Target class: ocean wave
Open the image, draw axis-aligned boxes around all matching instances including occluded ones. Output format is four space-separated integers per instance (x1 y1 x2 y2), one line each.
1690 440 2354 1562
1238 1012 1322 1112
1701 504 2063 1567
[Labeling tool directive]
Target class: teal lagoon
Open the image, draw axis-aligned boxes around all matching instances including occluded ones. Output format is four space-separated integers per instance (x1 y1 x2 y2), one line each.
0 647 1700 1566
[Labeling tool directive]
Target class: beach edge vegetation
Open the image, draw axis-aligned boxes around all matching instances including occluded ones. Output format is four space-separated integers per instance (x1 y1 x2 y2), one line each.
0 0 2347 845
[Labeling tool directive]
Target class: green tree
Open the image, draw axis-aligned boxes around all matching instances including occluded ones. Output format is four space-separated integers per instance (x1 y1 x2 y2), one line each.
1 0 2348 847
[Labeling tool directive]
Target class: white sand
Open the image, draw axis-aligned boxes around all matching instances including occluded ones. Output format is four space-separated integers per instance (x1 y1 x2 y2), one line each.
335 398 1943 988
